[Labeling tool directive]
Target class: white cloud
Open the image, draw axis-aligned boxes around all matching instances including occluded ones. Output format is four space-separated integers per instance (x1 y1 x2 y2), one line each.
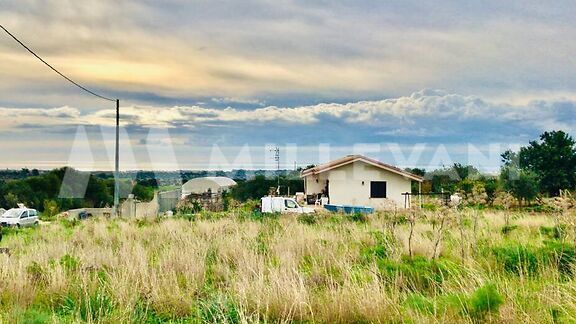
0 90 573 140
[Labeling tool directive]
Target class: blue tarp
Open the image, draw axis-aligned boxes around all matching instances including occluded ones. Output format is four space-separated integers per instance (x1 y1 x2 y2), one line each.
324 204 374 214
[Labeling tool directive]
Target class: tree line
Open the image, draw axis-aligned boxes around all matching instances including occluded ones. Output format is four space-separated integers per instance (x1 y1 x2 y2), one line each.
1 130 573 213
407 130 576 206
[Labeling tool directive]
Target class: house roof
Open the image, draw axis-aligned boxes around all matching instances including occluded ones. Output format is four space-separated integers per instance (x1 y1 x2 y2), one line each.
300 155 424 182
182 177 237 194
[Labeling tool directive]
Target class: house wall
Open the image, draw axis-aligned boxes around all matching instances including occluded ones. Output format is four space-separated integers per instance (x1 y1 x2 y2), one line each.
304 173 329 196
306 161 413 209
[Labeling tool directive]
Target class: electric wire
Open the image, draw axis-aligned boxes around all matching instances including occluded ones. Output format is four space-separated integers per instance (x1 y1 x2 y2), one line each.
0 24 116 102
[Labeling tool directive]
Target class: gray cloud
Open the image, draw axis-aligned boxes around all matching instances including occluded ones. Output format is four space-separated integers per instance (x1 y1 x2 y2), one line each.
1 0 575 107
0 90 573 144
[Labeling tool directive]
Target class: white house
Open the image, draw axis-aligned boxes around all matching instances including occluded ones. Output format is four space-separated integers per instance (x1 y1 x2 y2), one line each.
181 177 237 199
301 155 424 209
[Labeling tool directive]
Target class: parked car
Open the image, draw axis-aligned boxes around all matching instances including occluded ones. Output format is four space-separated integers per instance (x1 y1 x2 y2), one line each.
261 196 315 214
0 208 39 227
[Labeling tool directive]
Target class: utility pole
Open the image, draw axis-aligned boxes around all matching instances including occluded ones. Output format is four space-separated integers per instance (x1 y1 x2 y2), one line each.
271 146 280 195
0 25 121 216
113 99 120 217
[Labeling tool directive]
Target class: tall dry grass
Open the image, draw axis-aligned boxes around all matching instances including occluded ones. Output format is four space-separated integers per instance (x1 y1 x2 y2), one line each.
0 209 575 323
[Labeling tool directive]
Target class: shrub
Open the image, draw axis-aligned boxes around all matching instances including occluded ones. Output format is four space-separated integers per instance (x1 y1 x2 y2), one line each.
347 212 369 223
539 225 566 240
59 254 80 272
297 214 317 225
360 231 393 263
421 203 439 211
194 294 241 323
26 262 47 286
466 283 504 320
42 199 60 220
13 307 54 324
501 225 518 235
378 256 459 293
404 294 435 314
492 244 539 276
60 218 79 229
56 290 115 322
493 242 576 276
540 241 576 276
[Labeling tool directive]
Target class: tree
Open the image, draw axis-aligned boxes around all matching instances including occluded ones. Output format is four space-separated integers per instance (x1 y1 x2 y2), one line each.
406 168 426 177
452 163 480 180
507 172 539 206
43 200 60 218
519 131 576 196
4 193 19 208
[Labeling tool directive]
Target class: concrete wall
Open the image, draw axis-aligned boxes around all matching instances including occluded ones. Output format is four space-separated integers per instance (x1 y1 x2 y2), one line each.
121 194 159 218
304 173 329 197
305 160 413 209
68 208 112 218
158 189 181 212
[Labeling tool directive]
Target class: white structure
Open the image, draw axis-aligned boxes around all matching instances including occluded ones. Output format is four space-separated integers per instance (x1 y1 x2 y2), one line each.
301 155 424 210
181 177 237 199
261 196 314 214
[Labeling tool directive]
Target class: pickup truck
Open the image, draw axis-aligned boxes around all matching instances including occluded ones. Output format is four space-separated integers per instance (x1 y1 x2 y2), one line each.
261 196 315 214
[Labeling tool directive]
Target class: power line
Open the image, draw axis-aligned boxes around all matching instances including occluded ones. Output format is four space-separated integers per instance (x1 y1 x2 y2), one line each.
0 24 116 102
0 24 121 217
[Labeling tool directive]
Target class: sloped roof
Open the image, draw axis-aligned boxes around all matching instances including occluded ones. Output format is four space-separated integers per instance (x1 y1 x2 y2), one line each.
301 155 424 182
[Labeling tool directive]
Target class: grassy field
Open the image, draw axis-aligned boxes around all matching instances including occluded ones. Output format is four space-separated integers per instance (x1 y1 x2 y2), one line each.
1 208 576 323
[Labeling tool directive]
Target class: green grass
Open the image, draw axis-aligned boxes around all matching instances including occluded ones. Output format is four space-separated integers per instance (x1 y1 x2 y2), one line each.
1 208 576 322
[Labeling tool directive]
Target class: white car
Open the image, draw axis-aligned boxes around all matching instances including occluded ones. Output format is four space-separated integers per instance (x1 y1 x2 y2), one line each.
261 196 315 214
0 208 39 227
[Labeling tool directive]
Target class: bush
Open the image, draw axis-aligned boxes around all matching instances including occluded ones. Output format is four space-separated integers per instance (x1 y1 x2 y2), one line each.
501 225 518 235
60 254 80 272
360 231 393 263
56 290 115 322
378 256 460 292
493 242 576 276
492 244 539 276
540 241 576 276
347 212 369 223
13 307 54 324
297 214 317 225
539 225 566 240
466 283 504 320
404 294 435 314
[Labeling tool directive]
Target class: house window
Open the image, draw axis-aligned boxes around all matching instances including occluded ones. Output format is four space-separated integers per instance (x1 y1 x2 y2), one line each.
370 181 387 198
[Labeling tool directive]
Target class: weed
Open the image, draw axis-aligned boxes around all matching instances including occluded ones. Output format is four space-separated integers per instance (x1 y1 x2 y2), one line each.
501 224 519 235
540 225 566 240
465 283 504 320
297 213 317 225
348 212 369 223
59 254 80 272
492 244 539 275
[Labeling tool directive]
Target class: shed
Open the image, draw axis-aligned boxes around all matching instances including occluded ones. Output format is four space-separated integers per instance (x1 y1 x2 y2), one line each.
181 177 237 198
301 155 424 209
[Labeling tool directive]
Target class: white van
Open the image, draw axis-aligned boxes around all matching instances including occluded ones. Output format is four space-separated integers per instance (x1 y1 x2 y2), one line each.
261 196 315 214
0 208 39 227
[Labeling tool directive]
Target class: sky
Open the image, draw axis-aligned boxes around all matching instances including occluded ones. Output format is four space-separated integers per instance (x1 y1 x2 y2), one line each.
0 0 574 172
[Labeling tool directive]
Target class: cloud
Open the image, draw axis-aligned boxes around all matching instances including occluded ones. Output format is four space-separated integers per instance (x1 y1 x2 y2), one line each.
1 0 576 109
0 106 81 129
0 90 573 147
